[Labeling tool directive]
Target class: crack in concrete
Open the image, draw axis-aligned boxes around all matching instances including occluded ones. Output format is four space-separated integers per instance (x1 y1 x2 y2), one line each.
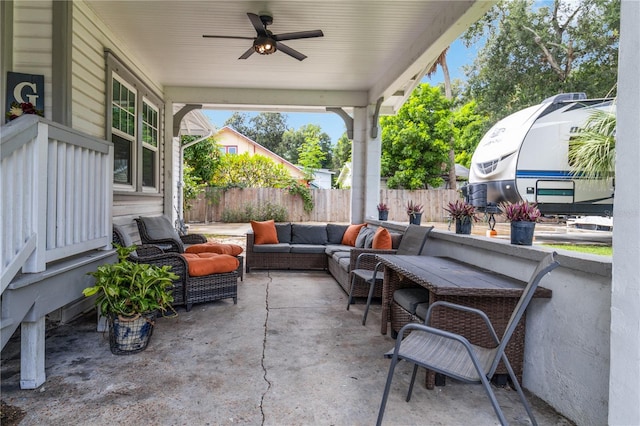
259 273 272 425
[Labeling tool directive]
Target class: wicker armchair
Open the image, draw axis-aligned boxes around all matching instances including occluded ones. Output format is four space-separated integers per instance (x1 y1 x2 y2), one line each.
113 225 237 311
135 216 207 253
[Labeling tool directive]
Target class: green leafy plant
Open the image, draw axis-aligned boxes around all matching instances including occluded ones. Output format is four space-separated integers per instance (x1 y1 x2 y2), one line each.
500 200 541 222
221 202 288 223
406 200 424 217
287 181 314 213
443 199 479 222
83 245 178 317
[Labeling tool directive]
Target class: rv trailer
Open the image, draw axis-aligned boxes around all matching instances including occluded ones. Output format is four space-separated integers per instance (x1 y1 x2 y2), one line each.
465 93 615 216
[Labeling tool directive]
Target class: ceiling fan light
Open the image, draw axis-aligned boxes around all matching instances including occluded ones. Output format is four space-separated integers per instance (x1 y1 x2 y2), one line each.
254 36 276 55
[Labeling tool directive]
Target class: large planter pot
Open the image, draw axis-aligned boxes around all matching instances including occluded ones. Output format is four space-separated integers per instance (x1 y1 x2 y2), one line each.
510 221 536 245
109 311 156 355
455 217 473 235
378 211 389 221
409 213 422 225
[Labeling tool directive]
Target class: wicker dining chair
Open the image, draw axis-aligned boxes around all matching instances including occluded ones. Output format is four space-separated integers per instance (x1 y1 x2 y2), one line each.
376 252 560 426
347 224 433 325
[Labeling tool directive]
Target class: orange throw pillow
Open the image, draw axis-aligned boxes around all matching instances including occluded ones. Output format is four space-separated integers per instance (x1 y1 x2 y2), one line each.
185 242 244 255
372 227 392 249
181 253 239 276
250 220 279 245
342 224 366 246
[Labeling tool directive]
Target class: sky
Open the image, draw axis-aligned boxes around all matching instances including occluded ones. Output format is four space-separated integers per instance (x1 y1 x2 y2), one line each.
203 39 474 146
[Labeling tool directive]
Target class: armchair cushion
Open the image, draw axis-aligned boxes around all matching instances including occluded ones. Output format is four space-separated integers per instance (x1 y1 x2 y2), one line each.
341 224 366 246
181 253 239 276
372 227 393 249
138 216 182 243
393 287 430 315
251 220 279 245
185 242 243 256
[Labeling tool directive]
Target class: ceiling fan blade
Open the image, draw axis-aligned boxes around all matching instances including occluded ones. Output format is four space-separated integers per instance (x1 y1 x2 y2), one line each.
247 12 267 36
276 42 307 61
273 30 324 42
203 35 256 40
239 46 255 60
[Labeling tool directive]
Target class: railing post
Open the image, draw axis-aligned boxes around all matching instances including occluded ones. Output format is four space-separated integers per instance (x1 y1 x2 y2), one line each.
20 317 46 389
22 121 48 273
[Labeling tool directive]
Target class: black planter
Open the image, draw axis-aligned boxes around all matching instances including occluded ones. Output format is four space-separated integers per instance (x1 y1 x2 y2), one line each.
378 210 389 221
510 221 536 245
409 213 422 225
455 217 472 234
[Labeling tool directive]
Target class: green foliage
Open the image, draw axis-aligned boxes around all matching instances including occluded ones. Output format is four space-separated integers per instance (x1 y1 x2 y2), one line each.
221 202 288 223
210 153 293 188
381 84 452 189
463 0 620 124
451 100 491 169
569 108 616 181
282 124 333 168
332 133 352 171
543 244 612 256
182 163 205 210
297 127 327 181
287 181 314 213
182 135 221 184
83 245 178 317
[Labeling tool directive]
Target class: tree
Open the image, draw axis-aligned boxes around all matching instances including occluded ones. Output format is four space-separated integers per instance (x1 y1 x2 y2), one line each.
297 127 327 182
463 0 620 124
210 152 294 188
451 100 490 169
182 135 221 185
332 133 351 171
224 112 255 140
281 124 333 168
380 84 452 189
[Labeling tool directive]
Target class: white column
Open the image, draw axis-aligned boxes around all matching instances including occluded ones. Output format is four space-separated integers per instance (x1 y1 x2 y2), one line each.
351 106 382 223
20 317 46 389
163 101 177 224
609 1 640 423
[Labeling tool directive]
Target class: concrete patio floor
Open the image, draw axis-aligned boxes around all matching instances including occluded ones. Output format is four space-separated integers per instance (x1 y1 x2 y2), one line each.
1 267 573 425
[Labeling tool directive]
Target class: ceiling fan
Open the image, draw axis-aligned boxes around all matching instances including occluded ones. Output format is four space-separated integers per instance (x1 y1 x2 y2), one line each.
203 12 324 61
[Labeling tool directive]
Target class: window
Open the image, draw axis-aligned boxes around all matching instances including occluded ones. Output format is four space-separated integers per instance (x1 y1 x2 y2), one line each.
107 52 164 193
220 145 238 154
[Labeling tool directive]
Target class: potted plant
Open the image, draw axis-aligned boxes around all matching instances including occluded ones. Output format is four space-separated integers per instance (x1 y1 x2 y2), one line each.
406 200 424 225
83 245 178 354
500 200 541 245
377 202 390 221
443 199 478 234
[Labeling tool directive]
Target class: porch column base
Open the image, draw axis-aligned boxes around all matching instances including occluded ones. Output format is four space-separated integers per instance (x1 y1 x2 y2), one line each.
20 316 46 389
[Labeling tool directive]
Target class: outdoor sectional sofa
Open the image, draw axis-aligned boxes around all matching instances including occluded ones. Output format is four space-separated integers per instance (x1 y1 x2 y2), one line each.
246 222 403 298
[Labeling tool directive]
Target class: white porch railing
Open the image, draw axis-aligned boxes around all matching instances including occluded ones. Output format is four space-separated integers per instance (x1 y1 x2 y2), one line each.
0 115 113 292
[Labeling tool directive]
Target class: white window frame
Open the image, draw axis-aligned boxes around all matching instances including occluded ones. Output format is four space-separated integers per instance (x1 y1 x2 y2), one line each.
111 75 137 191
141 97 159 192
106 50 164 195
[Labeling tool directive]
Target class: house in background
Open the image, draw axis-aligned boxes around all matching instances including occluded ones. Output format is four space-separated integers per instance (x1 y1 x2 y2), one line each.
216 126 305 180
309 169 335 189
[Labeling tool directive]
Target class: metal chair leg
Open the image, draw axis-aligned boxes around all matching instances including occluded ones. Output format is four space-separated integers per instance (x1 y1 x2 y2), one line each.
376 352 400 426
406 364 419 402
347 274 356 310
362 276 378 325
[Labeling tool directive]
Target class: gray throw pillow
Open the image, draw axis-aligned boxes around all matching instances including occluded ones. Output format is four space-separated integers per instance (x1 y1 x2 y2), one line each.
355 226 375 248
139 216 181 242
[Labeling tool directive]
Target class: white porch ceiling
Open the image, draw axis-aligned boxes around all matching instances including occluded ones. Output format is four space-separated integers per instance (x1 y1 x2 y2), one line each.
85 1 492 114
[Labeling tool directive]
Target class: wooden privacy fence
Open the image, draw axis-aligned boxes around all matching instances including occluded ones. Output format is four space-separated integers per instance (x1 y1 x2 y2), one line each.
185 187 460 223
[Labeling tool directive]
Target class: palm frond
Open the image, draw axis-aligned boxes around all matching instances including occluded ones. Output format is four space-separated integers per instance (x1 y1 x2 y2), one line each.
568 109 616 181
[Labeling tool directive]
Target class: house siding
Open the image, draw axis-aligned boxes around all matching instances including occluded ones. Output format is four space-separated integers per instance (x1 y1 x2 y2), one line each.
69 1 168 224
13 0 53 118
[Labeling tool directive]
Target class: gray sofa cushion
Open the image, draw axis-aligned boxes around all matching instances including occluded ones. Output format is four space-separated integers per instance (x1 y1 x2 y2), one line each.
253 243 291 253
326 224 349 244
390 232 403 249
355 226 375 248
290 244 328 254
291 224 328 245
325 245 351 256
393 287 430 314
275 222 292 244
